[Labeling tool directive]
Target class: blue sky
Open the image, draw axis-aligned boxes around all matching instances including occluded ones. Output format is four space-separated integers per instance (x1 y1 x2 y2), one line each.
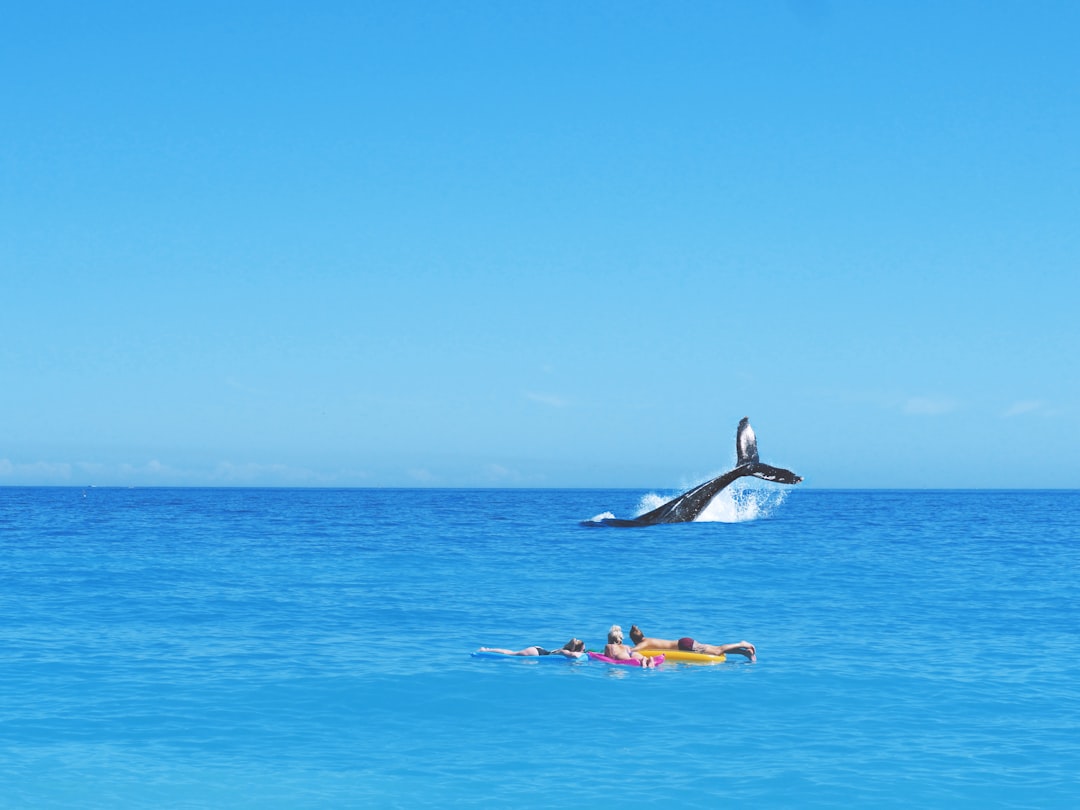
2 2 1077 488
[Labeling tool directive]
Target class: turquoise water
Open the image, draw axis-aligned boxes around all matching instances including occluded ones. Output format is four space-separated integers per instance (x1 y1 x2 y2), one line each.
1 487 1078 807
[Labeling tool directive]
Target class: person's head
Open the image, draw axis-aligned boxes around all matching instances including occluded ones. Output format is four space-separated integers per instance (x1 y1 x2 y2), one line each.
607 625 623 644
562 638 585 652
629 625 644 645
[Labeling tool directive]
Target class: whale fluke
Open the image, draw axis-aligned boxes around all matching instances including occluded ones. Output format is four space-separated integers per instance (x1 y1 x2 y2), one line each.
736 416 759 465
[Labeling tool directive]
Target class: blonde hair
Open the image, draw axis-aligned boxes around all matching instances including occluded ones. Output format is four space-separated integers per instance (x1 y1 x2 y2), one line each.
607 624 623 644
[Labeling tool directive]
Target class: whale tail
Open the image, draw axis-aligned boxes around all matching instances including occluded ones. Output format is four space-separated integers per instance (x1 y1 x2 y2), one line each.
737 418 802 484
736 417 759 465
744 462 803 485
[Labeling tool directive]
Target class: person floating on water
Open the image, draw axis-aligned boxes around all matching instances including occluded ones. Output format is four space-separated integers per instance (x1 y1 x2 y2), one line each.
603 625 656 667
629 625 757 662
478 638 587 659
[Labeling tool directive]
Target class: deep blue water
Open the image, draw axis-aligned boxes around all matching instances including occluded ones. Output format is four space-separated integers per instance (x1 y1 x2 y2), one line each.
1 486 1078 807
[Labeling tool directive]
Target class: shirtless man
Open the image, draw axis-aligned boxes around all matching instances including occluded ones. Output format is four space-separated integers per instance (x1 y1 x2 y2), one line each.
629 625 757 662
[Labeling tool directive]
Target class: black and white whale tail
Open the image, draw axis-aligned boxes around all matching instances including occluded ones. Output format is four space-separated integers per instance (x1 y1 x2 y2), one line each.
736 416 759 465
583 417 802 527
737 416 802 485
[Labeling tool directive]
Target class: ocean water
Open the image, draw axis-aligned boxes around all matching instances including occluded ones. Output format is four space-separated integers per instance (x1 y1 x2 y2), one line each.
1 486 1077 808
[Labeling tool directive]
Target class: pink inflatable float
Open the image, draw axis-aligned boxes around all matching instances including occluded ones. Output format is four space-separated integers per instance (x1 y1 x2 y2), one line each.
587 652 665 666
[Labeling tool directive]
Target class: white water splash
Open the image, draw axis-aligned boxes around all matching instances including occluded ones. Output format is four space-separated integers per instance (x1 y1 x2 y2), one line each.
698 484 788 522
634 493 671 516
634 483 788 524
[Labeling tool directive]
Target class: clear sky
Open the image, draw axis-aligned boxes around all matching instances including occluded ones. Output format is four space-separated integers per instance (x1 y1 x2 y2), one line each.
2 2 1078 489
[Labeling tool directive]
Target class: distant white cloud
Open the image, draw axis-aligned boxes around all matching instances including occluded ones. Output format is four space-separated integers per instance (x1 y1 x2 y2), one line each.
118 459 177 479
482 462 551 486
485 463 520 482
211 461 322 483
0 457 341 486
0 458 184 483
1002 400 1062 418
903 397 959 416
408 467 435 483
0 459 75 480
525 391 568 407
1003 400 1043 417
224 376 266 396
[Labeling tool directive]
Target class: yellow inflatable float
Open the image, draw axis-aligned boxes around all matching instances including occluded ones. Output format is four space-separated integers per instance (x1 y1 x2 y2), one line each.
637 649 726 664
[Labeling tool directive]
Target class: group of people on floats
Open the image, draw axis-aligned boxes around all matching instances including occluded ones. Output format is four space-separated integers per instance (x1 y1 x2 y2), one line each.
479 624 756 666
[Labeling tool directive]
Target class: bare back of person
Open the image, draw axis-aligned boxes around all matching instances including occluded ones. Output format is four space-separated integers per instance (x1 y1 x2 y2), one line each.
630 635 679 652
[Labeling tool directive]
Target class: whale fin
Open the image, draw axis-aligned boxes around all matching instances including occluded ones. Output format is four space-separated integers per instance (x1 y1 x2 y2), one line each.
736 417 759 465
745 462 802 485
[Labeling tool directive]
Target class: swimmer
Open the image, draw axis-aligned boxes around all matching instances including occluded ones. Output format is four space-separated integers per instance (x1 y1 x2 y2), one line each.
478 638 587 658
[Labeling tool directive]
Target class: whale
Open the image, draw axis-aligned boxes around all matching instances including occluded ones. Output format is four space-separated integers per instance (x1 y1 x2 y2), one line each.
583 417 802 527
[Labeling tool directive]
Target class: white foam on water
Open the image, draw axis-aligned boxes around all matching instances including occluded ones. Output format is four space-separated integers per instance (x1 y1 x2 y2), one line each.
634 493 670 515
696 483 788 522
